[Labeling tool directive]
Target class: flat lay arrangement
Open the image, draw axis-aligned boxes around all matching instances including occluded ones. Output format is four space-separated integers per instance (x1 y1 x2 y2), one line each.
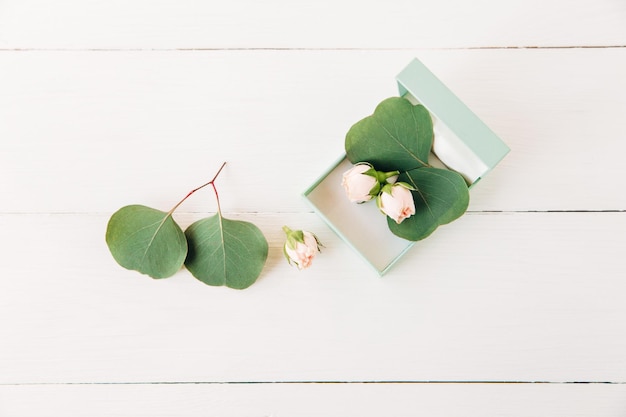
305 58 509 274
1 1 626 415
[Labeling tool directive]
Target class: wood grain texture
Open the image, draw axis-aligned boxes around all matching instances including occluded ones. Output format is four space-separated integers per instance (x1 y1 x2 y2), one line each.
1 48 625 213
1 383 625 417
1 211 624 384
0 0 624 49
1 0 625 413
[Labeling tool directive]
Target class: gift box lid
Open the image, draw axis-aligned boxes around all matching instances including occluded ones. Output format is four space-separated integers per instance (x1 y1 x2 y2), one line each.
396 58 510 184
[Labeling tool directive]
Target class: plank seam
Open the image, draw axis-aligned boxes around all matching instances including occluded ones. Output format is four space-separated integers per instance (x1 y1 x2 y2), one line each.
2 381 625 386
0 45 624 52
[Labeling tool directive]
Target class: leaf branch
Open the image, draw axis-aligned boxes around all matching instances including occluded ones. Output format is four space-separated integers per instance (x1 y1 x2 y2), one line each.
168 162 227 215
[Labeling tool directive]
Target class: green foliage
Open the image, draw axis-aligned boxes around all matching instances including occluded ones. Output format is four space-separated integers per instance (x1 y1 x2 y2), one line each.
185 214 269 289
345 96 470 241
105 163 270 289
345 97 433 172
105 205 187 279
387 168 469 241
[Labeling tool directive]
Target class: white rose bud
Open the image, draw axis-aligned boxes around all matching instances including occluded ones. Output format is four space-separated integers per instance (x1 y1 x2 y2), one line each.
377 183 416 224
282 226 322 270
341 163 380 203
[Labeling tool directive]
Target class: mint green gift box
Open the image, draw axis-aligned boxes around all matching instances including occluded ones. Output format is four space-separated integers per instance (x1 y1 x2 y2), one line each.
304 58 510 275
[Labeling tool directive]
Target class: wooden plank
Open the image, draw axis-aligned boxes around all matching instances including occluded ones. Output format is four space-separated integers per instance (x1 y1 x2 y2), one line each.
1 383 625 417
1 211 625 383
1 48 625 213
0 0 624 49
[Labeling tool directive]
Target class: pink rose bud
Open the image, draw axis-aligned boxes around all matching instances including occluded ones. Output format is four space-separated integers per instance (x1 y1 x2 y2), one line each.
377 183 416 224
282 226 322 270
341 163 379 203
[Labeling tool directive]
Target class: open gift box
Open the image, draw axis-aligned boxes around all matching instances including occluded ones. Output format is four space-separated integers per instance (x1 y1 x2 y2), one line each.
304 58 510 275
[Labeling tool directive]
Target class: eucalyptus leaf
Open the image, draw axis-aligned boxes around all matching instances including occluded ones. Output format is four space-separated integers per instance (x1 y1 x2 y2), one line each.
185 214 268 290
345 97 433 172
106 205 187 278
388 167 469 241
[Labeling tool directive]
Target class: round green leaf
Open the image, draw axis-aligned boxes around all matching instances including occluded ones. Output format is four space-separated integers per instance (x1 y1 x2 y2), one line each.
184 214 268 290
345 97 433 172
388 167 469 241
106 205 187 278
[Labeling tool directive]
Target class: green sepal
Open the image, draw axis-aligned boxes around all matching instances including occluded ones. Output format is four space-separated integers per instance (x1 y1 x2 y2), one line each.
368 181 381 198
395 181 416 191
377 170 400 184
282 243 292 265
310 232 324 250
362 167 378 178
283 225 309 251
380 183 394 195
375 192 384 211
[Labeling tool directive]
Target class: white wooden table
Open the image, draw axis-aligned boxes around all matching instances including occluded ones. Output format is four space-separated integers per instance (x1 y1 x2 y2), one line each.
1 1 626 415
